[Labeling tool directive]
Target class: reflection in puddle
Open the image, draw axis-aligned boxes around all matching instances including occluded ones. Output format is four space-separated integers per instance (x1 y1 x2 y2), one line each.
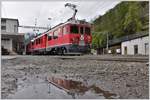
7 76 118 99
47 77 118 99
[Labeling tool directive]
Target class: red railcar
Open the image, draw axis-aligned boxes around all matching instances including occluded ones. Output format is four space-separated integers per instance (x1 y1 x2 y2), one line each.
26 20 92 55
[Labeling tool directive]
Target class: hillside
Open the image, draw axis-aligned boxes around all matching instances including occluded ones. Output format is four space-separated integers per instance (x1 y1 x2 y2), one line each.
92 1 149 48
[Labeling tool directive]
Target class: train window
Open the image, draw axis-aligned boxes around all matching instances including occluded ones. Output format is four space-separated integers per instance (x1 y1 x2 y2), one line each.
63 27 67 35
58 28 61 33
85 27 91 35
39 38 41 44
41 38 42 43
53 30 58 39
48 34 52 41
70 25 78 34
48 36 52 41
36 40 38 44
80 27 84 34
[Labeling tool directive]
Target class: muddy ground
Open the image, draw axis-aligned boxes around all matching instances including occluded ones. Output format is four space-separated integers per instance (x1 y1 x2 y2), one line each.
1 55 149 99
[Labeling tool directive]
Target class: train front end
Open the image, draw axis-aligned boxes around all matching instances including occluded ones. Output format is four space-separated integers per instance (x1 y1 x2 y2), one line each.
67 20 92 53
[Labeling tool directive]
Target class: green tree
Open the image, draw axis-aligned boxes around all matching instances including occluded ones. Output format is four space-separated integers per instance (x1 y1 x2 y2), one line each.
123 2 142 34
92 1 149 47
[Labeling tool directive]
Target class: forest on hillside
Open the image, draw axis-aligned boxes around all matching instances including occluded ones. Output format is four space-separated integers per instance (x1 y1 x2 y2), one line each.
92 1 149 48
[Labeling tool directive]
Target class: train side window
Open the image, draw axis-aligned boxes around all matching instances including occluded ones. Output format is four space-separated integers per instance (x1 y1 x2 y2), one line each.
70 25 78 34
36 40 38 45
41 38 42 43
80 27 84 34
63 27 67 35
58 28 62 37
48 33 52 41
85 27 91 35
53 30 58 39
37 38 40 44
39 38 41 44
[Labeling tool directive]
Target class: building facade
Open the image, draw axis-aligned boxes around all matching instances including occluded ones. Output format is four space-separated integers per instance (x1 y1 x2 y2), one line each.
1 18 19 33
1 18 24 54
121 36 149 55
98 32 149 55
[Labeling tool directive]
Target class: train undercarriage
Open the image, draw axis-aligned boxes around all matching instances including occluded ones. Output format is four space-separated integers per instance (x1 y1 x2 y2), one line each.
26 44 91 56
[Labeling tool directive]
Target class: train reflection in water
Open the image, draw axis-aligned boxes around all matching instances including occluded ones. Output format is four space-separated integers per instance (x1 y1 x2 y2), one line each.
47 77 118 99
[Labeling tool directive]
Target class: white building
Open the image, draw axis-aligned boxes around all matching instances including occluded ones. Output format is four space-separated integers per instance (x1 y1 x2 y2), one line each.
121 34 149 55
1 18 19 33
1 18 24 54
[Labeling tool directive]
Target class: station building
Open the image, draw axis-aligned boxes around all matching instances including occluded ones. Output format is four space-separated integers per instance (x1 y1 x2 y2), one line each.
98 31 149 55
121 33 149 55
1 18 24 54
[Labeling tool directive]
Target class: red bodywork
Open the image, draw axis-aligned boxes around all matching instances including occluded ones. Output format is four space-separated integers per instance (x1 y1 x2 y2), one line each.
26 21 92 54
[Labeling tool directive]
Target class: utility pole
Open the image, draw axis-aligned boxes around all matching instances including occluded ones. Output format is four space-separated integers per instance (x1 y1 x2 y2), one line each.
106 32 109 54
48 18 52 29
33 18 38 36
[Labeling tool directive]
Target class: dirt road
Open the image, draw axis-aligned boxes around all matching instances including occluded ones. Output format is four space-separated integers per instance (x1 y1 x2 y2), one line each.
1 55 149 99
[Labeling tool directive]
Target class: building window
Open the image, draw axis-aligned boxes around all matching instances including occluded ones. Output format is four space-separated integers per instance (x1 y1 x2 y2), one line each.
145 43 149 55
1 19 6 24
1 26 6 30
134 45 138 55
14 25 17 32
2 38 9 41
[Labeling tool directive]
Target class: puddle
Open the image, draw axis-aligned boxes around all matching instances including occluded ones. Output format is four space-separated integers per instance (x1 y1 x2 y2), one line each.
47 77 118 99
7 76 119 99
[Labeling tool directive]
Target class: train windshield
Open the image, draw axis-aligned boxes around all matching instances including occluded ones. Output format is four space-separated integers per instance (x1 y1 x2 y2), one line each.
85 27 91 35
70 25 79 34
80 27 84 34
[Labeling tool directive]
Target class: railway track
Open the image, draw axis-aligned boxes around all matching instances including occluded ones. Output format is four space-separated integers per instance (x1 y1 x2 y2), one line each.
56 55 149 62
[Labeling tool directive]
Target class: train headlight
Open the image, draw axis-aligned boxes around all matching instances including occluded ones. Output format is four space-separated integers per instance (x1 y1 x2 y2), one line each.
80 35 84 40
87 36 92 43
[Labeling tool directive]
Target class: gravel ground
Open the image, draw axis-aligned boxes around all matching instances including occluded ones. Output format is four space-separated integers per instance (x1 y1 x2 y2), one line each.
1 55 149 99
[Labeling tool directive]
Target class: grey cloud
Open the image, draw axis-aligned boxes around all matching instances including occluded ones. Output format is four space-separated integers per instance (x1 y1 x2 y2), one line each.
1 1 121 33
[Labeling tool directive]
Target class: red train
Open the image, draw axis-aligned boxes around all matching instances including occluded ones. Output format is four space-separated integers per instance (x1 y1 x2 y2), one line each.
26 19 92 55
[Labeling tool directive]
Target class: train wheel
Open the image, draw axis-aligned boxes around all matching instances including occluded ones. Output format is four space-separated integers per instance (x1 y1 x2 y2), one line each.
60 48 64 56
57 48 62 55
62 48 67 55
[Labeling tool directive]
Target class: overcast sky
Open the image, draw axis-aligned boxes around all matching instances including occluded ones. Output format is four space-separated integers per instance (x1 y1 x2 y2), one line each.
1 1 121 33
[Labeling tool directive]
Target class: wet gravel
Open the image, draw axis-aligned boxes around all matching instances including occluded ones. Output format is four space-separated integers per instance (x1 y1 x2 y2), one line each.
1 55 149 99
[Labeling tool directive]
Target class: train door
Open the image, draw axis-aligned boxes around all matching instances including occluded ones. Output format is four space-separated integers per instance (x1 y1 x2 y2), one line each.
79 26 85 46
44 34 47 48
53 30 59 46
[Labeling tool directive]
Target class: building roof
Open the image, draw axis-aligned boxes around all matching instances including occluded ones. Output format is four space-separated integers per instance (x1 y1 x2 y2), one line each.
108 31 149 46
